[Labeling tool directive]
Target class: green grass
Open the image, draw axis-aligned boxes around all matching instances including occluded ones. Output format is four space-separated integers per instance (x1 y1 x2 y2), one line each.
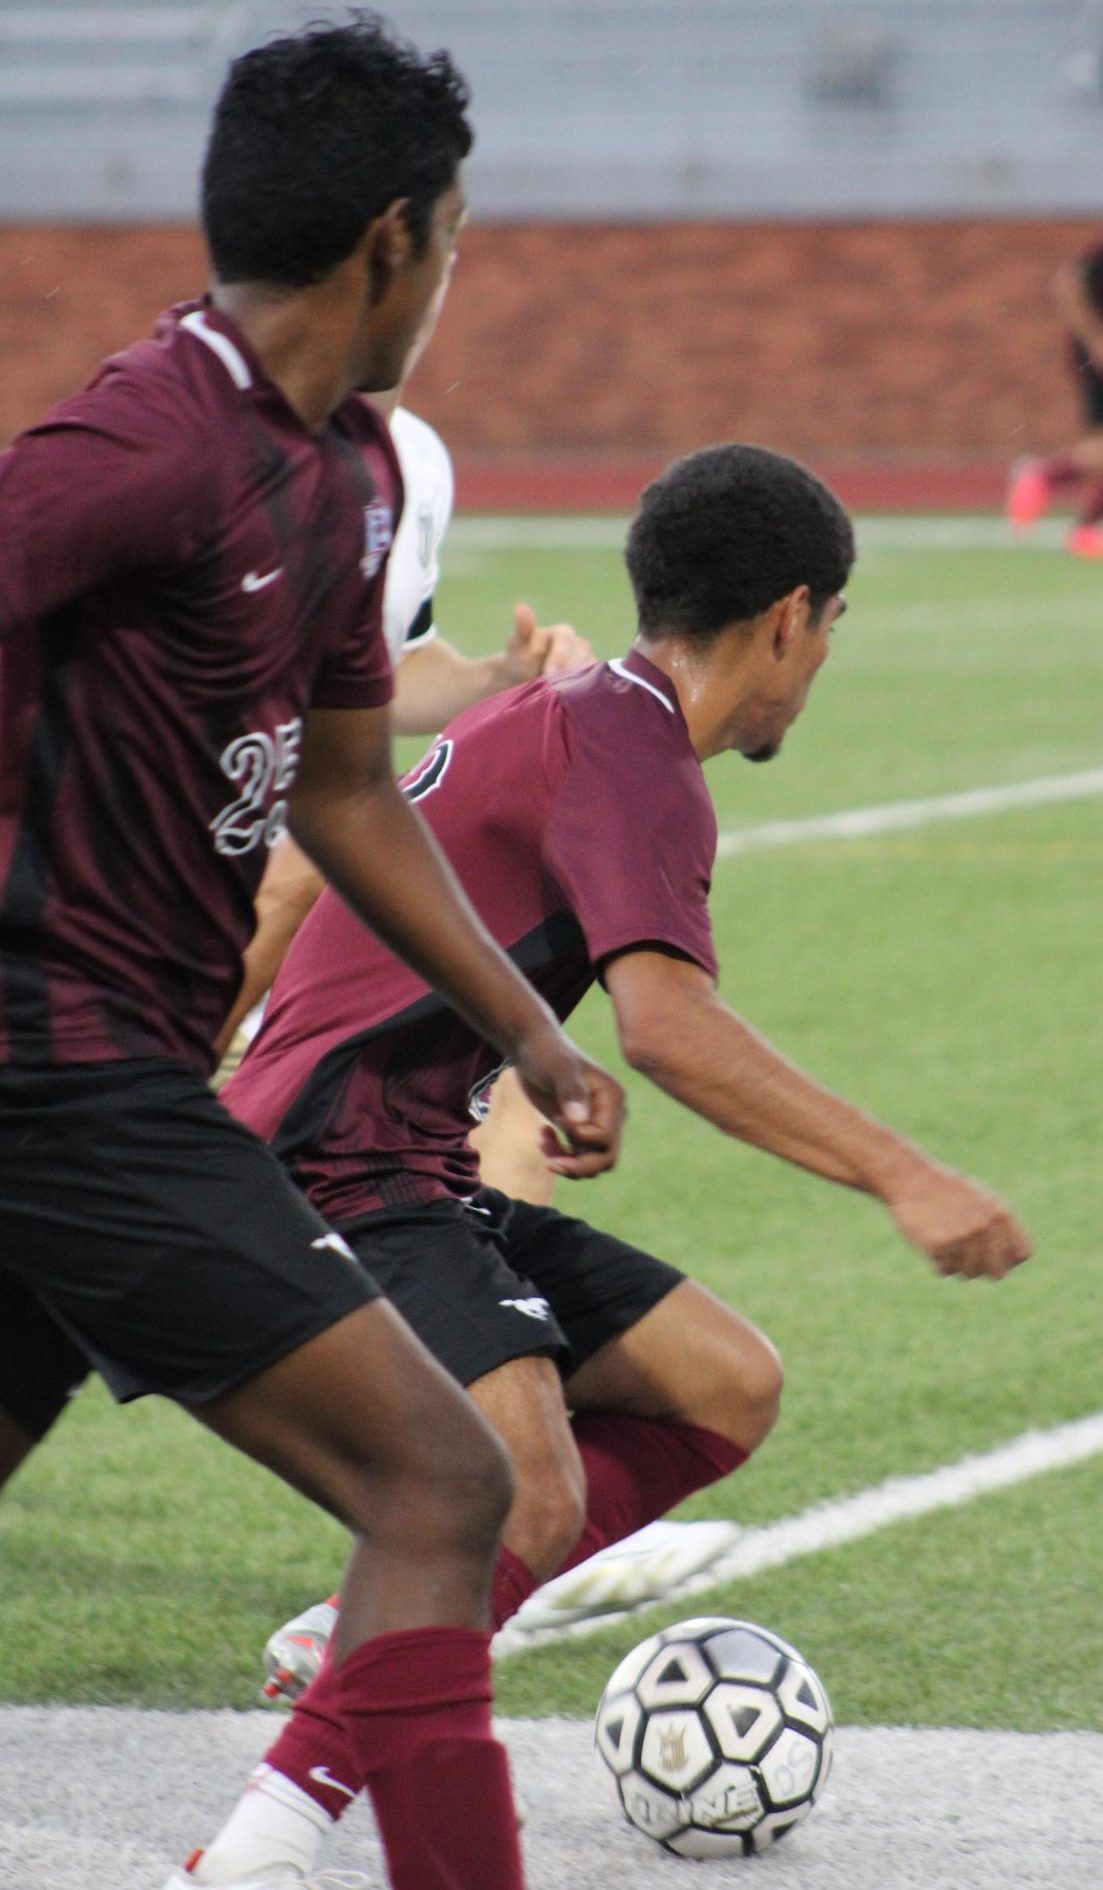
494 1456 1103 1728
2 522 1101 1723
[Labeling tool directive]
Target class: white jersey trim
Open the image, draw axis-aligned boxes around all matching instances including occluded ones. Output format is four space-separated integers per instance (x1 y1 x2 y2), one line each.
179 310 253 391
608 656 676 712
402 622 439 653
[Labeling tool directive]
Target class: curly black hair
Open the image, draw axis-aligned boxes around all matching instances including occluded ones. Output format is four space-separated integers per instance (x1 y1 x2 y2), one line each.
626 444 855 641
202 11 473 287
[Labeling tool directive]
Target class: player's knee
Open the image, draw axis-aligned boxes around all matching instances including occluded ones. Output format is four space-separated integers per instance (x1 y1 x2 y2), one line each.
504 1454 587 1581
434 1408 516 1550
694 1325 783 1455
729 1330 784 1452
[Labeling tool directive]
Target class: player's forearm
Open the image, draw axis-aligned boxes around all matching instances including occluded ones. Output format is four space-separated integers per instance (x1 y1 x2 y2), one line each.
618 980 927 1199
392 638 510 735
288 774 560 1059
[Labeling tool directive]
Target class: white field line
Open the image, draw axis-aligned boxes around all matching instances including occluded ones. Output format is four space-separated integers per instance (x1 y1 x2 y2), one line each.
494 1410 1103 1655
447 513 1070 553
715 767 1103 858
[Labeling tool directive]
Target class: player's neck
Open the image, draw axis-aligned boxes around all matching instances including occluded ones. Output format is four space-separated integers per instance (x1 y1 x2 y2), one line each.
211 275 367 433
631 633 758 763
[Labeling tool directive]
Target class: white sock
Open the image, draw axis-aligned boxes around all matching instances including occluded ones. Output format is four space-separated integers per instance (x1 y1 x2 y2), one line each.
193 1764 333 1884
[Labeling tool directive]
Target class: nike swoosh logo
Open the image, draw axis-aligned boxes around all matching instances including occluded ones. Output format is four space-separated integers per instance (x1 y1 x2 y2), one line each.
308 1765 357 1800
241 567 283 593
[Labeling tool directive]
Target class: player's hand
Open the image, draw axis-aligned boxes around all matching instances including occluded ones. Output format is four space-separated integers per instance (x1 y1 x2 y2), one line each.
884 1161 1032 1279
500 603 593 687
512 1025 626 1178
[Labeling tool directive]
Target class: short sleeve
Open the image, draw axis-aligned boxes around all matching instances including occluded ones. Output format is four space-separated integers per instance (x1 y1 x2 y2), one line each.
310 571 396 712
542 703 719 980
312 408 401 711
0 382 208 640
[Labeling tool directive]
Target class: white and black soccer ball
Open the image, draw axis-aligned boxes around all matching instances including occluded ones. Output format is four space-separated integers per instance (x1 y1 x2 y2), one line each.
594 1615 833 1859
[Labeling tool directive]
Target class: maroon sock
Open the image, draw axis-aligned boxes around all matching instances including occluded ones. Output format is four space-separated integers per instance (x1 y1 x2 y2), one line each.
561 1413 746 1575
263 1642 363 1822
1041 454 1086 486
492 1542 539 1629
338 1626 525 1890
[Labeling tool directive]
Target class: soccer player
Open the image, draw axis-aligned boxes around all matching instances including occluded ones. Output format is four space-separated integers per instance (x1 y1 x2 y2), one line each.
1007 239 1103 555
215 357 592 1090
0 19 627 1890
0 398 584 1483
216 446 1031 1755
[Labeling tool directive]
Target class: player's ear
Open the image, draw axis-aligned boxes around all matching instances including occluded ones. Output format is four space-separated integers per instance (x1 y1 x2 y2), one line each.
364 199 416 304
771 585 811 659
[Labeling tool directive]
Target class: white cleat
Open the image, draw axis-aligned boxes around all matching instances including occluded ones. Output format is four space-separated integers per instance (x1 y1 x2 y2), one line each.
262 1600 339 1706
160 1851 370 1888
511 1519 741 1629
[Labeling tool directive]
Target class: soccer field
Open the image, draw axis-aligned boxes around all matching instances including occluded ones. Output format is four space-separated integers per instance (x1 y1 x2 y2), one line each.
2 517 1101 1874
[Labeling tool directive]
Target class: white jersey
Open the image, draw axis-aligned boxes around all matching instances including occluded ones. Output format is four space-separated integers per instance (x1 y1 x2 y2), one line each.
382 406 454 669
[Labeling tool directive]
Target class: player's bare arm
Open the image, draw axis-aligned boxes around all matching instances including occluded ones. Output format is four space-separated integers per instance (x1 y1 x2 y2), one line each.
604 948 1030 1281
288 702 624 1169
392 605 593 735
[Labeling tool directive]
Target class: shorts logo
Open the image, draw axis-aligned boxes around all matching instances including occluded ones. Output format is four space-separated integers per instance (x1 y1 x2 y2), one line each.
311 1231 358 1265
402 739 454 806
360 499 394 581
499 1296 552 1321
241 566 283 594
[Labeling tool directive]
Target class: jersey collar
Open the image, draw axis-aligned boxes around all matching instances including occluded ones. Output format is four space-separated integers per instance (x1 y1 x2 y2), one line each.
609 649 682 721
172 299 330 437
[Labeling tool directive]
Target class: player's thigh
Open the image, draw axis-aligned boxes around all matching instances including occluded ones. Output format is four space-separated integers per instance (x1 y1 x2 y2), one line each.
565 1277 782 1435
195 1295 513 1540
467 1351 583 1506
0 1062 377 1407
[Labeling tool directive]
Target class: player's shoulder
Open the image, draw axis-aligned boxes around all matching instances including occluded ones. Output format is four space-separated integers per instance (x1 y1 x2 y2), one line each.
554 653 679 732
390 406 451 473
552 656 710 810
74 304 252 463
11 306 227 510
389 407 454 504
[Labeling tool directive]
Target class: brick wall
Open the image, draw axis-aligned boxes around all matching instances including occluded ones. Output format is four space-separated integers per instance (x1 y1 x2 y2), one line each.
1 218 1096 500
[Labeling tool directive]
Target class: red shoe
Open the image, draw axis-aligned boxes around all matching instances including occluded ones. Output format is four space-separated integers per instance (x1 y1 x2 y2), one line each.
1006 458 1052 532
1065 523 1103 557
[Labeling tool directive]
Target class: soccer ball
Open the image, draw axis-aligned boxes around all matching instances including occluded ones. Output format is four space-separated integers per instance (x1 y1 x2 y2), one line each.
594 1615 833 1859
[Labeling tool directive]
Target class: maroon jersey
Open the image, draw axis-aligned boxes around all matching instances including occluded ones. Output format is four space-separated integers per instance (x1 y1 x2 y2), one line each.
0 303 399 1072
223 651 718 1219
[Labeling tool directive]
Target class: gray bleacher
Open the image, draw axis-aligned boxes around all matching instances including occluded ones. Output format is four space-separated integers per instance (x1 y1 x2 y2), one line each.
1 0 1102 220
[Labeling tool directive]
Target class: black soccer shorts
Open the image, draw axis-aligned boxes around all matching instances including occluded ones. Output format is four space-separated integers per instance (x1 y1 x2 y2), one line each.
0 1269 89 1440
0 1061 380 1408
336 1186 685 1389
